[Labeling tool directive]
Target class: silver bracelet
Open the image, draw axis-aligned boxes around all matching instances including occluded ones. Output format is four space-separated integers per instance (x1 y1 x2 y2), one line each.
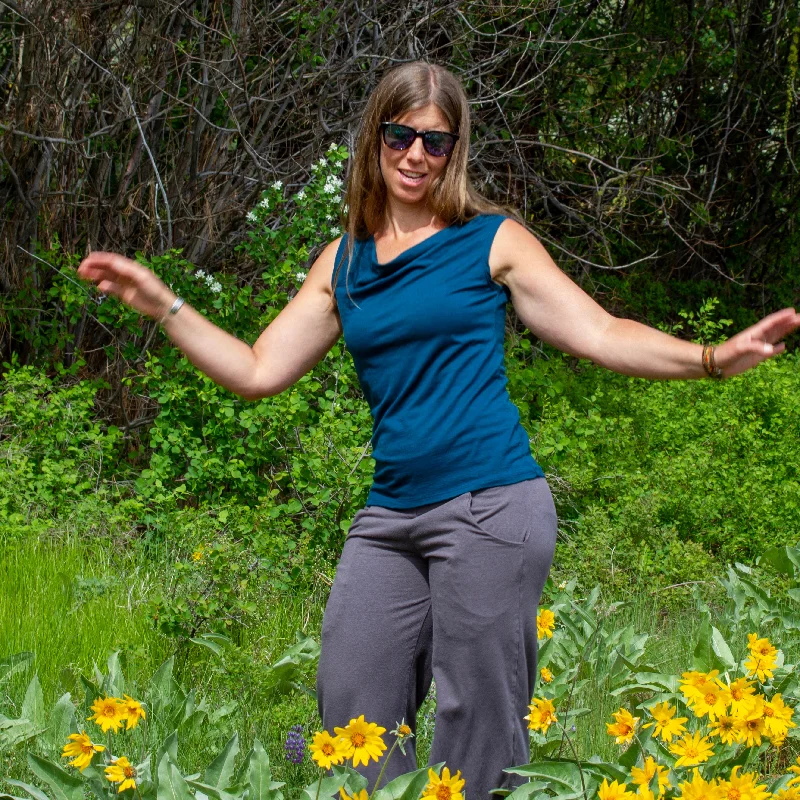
158 297 185 325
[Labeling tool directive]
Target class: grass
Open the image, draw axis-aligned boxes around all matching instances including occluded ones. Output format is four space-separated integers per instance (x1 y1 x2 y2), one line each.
2 528 797 795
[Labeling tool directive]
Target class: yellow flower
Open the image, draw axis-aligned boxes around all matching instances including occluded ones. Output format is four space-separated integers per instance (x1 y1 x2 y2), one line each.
677 769 724 800
744 651 777 683
525 697 557 733
747 633 777 659
669 731 715 767
61 731 105 772
718 766 770 800
537 608 555 639
334 715 387 768
105 756 137 793
191 548 204 562
680 671 721 709
688 681 729 721
607 708 640 745
630 756 671 795
707 714 744 745
309 730 347 769
540 667 554 684
738 698 766 747
339 791 369 800
598 778 637 800
764 693 796 740
422 766 465 800
788 755 800 786
775 788 800 800
120 695 146 731
398 723 412 737
89 696 126 734
716 677 756 717
647 702 688 742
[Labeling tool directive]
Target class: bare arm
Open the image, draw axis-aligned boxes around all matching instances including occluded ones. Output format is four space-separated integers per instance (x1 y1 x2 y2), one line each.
490 219 800 379
77 239 343 400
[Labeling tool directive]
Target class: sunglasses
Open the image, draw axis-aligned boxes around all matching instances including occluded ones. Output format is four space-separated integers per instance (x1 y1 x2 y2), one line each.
380 122 459 158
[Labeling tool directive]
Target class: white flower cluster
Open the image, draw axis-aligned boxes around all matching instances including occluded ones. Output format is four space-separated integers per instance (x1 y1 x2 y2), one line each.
330 226 341 236
296 271 307 283
327 142 339 152
194 269 222 294
296 189 305 200
246 211 257 223
259 197 270 209
311 157 327 173
323 175 343 195
271 180 283 190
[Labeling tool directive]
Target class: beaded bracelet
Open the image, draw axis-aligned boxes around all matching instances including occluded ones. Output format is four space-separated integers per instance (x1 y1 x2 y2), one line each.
702 344 723 379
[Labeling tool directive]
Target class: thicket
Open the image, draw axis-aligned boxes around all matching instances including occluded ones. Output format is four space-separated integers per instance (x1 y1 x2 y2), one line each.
1 0 799 615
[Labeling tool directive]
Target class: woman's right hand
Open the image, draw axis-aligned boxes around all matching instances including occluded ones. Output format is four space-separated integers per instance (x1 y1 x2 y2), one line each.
77 252 176 321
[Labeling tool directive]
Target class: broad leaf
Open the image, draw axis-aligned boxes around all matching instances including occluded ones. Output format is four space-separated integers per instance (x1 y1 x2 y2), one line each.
157 751 195 800
0 652 34 685
5 781 49 800
21 675 45 731
373 764 434 800
27 753 83 800
104 650 125 697
0 716 42 752
204 732 239 790
149 657 180 714
45 693 77 754
758 546 800 578
248 738 284 800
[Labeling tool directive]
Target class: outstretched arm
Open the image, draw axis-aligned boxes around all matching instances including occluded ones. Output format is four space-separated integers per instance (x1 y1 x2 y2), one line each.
490 220 800 379
77 239 343 400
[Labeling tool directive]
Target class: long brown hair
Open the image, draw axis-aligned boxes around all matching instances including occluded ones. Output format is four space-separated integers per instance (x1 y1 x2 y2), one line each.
334 61 514 291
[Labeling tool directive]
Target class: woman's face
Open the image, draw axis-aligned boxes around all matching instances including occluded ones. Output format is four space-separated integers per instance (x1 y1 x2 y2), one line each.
379 103 453 208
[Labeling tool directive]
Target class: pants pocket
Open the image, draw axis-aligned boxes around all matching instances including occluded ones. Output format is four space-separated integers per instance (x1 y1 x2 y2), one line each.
463 482 533 545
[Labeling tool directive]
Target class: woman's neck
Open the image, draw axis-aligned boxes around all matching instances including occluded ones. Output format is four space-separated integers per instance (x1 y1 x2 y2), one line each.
378 198 445 241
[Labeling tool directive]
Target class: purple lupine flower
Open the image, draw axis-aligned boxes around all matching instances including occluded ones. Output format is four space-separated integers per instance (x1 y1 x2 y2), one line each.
284 724 305 764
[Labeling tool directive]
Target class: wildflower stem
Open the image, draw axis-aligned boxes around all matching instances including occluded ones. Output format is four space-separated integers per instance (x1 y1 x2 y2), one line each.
369 740 399 798
314 768 323 800
555 720 588 800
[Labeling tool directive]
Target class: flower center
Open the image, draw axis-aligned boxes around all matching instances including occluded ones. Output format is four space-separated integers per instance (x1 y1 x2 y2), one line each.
399 725 411 736
764 706 774 717
746 720 759 731
704 692 717 704
123 765 135 778
731 688 743 700
103 705 116 717
728 790 741 800
352 732 366 748
322 743 334 755
436 787 452 800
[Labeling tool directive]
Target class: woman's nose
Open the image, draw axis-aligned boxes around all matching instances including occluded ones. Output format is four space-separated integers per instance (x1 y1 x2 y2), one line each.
406 137 426 161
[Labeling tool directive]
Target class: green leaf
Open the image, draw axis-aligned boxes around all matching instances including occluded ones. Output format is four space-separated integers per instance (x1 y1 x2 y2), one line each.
104 650 125 697
204 732 239 790
373 764 434 800
186 781 240 800
248 738 284 800
155 731 179 789
0 652 34 685
0 716 42 752
157 751 195 800
149 657 180 714
758 546 800 578
45 693 77 754
692 617 735 672
5 781 50 800
26 753 83 800
21 675 45 731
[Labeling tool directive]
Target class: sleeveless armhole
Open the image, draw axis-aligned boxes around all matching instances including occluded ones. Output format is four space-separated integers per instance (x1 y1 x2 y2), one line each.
331 234 349 293
484 215 512 300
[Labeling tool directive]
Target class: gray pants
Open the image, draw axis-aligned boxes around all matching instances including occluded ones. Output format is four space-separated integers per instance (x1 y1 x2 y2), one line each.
316 478 557 798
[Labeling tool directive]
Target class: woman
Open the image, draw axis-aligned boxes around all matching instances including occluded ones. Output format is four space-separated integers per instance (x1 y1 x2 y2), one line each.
78 62 799 796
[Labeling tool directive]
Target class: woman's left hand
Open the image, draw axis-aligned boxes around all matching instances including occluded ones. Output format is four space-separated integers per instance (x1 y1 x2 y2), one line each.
714 308 800 378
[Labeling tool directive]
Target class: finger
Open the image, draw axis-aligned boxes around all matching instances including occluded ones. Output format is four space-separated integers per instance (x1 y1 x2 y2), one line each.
753 308 800 341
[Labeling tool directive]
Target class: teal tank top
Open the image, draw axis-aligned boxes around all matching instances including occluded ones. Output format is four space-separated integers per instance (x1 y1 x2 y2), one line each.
332 213 544 508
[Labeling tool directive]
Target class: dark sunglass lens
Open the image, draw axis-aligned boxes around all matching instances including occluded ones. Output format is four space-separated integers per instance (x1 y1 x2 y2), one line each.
383 124 415 150
423 132 455 157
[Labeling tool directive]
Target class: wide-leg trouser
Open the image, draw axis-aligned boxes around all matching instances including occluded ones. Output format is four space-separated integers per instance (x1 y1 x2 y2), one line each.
316 478 557 798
